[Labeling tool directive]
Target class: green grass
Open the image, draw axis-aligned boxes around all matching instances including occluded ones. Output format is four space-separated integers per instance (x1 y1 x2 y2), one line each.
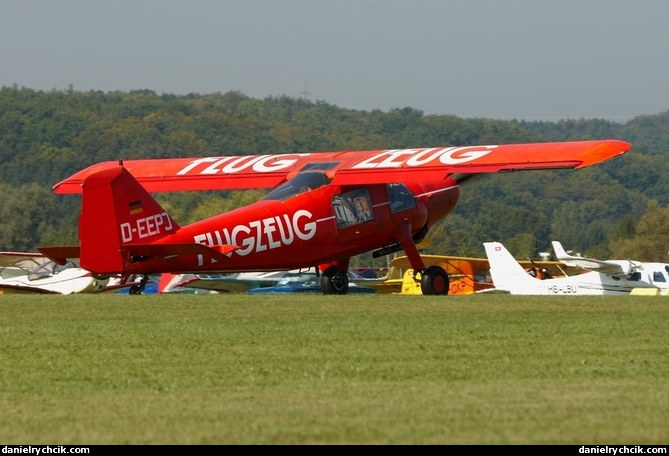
0 293 668 444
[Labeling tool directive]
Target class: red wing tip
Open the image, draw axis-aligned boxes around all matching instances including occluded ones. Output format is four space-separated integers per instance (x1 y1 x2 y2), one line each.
575 139 633 168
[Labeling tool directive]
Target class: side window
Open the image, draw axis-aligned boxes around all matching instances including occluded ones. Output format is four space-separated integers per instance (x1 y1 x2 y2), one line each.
653 271 666 283
386 183 416 213
628 272 642 281
332 189 373 228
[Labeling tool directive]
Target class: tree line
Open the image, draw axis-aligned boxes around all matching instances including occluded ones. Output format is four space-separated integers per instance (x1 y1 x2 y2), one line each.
1 85 668 264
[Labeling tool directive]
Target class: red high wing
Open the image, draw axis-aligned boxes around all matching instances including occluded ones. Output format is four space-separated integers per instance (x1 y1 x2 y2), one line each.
53 140 632 194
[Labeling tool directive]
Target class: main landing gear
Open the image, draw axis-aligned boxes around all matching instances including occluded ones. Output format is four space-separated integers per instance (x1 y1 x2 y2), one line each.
321 265 349 294
414 266 450 295
319 224 451 296
393 223 450 296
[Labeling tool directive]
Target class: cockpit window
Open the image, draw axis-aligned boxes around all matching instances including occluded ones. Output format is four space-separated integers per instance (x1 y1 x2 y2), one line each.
262 172 332 201
300 162 339 171
28 260 79 281
386 183 416 213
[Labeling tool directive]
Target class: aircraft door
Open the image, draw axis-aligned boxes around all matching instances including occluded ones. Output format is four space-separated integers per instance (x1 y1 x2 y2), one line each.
333 188 377 243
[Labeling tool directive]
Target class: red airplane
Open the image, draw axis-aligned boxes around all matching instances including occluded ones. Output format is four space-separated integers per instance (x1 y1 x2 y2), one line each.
39 140 632 295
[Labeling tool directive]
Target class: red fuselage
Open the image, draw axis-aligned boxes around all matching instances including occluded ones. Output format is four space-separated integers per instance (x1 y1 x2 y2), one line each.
122 179 460 275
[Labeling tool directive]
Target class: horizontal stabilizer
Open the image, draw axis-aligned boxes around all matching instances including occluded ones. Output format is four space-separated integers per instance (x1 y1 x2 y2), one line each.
124 243 239 263
37 246 81 265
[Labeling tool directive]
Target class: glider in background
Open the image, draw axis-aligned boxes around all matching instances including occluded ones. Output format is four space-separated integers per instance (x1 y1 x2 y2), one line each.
0 253 115 294
39 140 632 295
483 241 669 295
0 251 51 280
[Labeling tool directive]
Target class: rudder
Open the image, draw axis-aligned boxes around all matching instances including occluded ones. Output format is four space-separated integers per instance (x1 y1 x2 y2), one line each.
79 163 180 275
483 242 535 292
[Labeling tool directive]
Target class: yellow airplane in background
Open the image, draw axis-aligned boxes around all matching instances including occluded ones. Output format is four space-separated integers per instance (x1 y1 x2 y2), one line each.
378 253 579 295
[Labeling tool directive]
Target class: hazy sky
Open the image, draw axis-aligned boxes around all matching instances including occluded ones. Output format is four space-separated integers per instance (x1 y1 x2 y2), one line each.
2 0 667 121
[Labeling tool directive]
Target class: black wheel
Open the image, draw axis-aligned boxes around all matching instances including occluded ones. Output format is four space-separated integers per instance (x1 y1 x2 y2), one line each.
320 266 349 295
128 275 148 295
420 265 449 295
129 285 142 295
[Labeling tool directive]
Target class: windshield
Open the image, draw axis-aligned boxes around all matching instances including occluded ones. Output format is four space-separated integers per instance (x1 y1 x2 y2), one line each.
262 172 332 201
28 259 79 281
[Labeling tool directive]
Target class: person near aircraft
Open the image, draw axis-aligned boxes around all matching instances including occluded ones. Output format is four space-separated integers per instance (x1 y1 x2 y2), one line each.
527 266 552 280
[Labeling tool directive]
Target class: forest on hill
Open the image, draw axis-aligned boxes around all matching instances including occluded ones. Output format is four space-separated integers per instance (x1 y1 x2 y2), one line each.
1 85 668 265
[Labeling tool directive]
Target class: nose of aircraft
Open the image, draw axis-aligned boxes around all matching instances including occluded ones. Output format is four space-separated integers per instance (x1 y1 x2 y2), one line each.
417 177 460 229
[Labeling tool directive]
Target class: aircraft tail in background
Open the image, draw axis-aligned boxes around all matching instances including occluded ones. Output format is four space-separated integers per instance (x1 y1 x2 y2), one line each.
483 242 539 294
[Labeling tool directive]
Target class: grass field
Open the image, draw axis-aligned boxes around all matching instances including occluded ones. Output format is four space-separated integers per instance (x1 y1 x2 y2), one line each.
0 293 667 444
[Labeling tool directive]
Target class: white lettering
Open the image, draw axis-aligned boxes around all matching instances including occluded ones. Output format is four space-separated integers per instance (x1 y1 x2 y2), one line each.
263 217 280 249
405 148 449 166
176 154 310 175
294 210 316 240
194 234 208 266
351 146 495 169
253 155 309 171
175 147 495 176
176 157 222 175
249 220 266 252
200 157 237 174
118 212 173 242
371 149 421 168
232 225 253 255
277 214 294 244
221 156 265 173
137 218 148 238
438 146 497 164
121 223 132 243
195 210 316 260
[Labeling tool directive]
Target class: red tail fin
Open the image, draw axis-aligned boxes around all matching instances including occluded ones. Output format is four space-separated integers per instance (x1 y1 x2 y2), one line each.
79 163 180 275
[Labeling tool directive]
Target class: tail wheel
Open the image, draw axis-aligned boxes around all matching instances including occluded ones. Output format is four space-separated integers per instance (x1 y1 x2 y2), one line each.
129 285 142 295
320 266 349 295
420 265 449 295
128 275 149 295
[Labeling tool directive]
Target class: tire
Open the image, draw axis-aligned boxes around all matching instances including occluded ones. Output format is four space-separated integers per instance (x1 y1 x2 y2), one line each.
320 266 349 295
420 265 449 295
129 285 142 295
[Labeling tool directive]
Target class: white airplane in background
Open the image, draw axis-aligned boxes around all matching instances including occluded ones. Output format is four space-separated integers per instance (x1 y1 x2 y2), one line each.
483 241 669 295
0 252 139 295
0 252 50 280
